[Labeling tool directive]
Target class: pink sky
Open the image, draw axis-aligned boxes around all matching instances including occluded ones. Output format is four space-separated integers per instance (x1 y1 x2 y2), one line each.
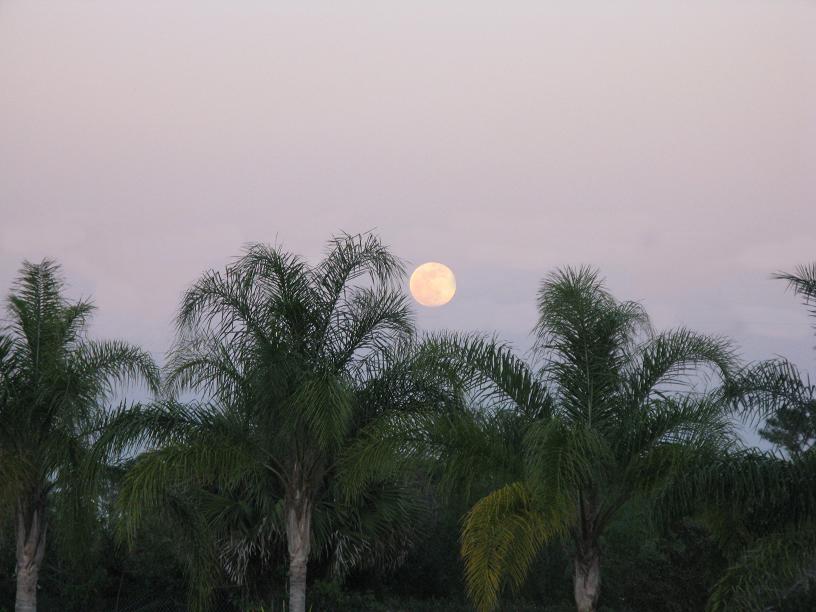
1 1 815 387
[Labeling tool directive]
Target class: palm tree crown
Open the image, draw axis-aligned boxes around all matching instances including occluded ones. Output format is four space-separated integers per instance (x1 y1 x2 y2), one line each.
96 234 443 612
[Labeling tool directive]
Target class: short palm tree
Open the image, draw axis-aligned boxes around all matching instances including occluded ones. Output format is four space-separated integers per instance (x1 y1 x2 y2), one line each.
663 263 816 610
347 267 737 611
0 260 159 612
741 264 816 458
94 234 444 612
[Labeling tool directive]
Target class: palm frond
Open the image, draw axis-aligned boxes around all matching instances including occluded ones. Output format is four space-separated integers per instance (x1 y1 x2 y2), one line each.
289 374 356 453
420 332 553 418
234 242 315 336
707 524 816 611
655 449 816 531
92 400 211 460
775 263 816 321
340 405 524 504
524 417 609 507
534 266 650 425
176 265 273 349
71 339 161 399
164 330 248 403
461 481 568 611
727 359 816 425
117 437 261 543
326 286 414 372
315 232 405 302
5 259 67 352
624 329 736 407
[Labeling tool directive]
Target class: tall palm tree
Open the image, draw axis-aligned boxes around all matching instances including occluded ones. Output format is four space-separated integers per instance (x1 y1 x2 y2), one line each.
347 267 737 611
0 260 159 612
94 234 445 612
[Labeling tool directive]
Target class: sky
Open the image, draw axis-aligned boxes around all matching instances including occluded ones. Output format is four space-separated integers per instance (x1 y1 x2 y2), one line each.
1 1 815 409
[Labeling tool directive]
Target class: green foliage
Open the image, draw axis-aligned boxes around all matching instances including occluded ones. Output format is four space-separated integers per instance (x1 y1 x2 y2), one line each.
5 253 816 612
760 394 816 458
672 263 816 610
94 234 446 609
775 263 816 322
461 481 568 611
734 263 816 458
0 259 158 607
348 267 738 611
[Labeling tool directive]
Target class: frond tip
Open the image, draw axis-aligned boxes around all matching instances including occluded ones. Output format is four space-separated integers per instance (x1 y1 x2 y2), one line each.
461 482 568 611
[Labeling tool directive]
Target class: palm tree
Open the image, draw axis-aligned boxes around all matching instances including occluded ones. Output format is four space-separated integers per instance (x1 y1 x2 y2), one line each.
94 234 445 612
0 260 159 612
347 267 737 611
661 263 816 610
756 264 816 458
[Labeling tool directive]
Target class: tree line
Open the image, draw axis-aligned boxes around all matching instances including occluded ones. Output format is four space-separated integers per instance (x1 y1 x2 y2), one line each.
1 233 815 612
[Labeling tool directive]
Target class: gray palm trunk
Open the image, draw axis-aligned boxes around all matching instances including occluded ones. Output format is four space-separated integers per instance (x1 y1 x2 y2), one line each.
286 488 312 612
574 491 601 612
573 540 601 612
15 500 47 612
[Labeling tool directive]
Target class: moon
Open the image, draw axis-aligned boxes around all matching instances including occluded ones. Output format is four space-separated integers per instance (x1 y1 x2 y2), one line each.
409 262 456 307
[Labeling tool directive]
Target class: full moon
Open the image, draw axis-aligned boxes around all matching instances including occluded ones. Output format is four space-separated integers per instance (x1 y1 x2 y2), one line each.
409 262 456 307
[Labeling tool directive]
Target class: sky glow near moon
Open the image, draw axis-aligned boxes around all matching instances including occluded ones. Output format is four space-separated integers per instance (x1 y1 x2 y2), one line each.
409 262 456 307
0 3 814 449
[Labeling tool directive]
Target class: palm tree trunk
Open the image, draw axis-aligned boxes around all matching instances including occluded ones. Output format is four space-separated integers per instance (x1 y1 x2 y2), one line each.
573 540 601 612
15 500 46 612
285 490 312 612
